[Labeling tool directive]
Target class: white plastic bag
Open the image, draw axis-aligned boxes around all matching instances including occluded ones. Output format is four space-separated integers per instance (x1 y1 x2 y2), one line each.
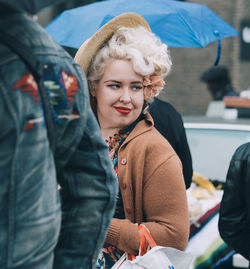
112 225 193 269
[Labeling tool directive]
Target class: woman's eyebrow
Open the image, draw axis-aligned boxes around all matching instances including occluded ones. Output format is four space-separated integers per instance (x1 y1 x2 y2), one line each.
104 80 121 84
131 81 143 84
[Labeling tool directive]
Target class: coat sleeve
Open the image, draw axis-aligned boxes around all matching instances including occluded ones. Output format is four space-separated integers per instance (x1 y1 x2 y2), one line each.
142 154 190 251
219 143 250 260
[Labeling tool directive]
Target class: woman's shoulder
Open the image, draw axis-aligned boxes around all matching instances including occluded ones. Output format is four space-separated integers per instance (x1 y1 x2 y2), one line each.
133 122 176 156
146 127 176 152
125 113 177 156
144 125 169 143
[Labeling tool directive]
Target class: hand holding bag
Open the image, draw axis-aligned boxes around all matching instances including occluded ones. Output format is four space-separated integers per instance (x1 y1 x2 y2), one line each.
111 225 193 269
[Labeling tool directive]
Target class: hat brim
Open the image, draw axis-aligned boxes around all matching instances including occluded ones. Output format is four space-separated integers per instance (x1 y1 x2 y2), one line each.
74 13 151 75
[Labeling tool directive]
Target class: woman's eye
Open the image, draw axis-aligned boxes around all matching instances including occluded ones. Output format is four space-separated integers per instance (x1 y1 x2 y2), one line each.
132 85 143 91
108 84 120 89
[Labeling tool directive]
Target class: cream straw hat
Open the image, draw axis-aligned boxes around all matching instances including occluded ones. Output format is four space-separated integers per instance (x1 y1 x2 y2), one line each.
74 13 151 75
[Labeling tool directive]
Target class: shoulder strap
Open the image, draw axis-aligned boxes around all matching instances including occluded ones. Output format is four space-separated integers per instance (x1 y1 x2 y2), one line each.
0 26 56 153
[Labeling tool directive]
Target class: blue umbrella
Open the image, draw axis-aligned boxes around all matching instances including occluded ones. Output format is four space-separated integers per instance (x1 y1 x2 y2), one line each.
46 0 238 50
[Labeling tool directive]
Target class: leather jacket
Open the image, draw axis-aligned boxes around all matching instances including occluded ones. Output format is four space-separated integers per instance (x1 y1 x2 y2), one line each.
219 142 250 262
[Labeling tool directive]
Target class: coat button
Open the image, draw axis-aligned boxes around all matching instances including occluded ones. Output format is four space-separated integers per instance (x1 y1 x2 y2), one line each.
121 158 127 165
126 207 132 214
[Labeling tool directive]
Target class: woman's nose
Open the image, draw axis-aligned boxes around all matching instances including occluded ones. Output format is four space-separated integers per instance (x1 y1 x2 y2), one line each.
119 88 131 103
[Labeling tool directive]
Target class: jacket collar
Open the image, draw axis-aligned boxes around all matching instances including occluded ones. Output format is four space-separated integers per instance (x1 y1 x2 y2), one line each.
120 111 154 148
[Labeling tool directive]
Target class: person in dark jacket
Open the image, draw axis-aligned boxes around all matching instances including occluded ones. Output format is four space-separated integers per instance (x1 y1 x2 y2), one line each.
148 97 193 188
219 142 250 264
200 65 239 101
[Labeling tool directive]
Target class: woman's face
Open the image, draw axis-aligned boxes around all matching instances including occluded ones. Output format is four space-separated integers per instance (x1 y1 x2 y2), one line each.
91 59 145 132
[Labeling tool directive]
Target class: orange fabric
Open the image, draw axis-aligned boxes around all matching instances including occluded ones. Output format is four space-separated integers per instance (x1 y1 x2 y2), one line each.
138 225 157 252
138 226 147 256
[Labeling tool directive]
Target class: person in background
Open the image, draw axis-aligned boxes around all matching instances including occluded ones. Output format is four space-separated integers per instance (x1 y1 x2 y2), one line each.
200 65 239 101
75 13 189 269
0 1 117 269
218 142 250 265
149 98 193 188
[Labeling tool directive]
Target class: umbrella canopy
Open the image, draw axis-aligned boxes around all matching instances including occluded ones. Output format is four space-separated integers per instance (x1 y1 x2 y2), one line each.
46 0 238 49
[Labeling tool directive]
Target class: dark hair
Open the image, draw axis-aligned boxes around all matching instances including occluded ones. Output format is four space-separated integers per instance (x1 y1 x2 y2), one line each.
200 66 231 85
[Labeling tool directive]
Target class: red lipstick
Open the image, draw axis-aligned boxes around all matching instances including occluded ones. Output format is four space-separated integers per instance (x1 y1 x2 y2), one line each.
114 106 131 115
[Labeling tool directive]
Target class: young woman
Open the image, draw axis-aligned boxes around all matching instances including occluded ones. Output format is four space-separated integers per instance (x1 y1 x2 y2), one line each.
75 13 189 268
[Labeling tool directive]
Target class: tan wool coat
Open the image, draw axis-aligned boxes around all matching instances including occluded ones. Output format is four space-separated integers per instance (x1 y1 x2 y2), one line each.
105 112 190 254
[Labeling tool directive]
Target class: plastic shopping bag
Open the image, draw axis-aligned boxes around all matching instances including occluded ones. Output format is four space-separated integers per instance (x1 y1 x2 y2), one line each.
111 225 193 269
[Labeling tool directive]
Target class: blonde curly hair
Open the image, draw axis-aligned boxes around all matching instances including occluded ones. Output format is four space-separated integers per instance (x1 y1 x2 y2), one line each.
88 26 172 100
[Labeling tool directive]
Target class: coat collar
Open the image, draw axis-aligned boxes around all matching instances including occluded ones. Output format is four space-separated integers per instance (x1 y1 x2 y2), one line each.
120 111 154 148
